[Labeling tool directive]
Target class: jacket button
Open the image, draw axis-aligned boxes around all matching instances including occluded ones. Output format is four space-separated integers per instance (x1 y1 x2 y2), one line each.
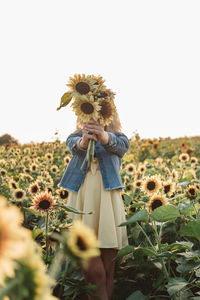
82 171 85 175
77 184 80 187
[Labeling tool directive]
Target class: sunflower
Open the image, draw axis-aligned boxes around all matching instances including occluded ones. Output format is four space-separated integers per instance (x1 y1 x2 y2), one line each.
125 163 135 176
142 176 161 195
64 155 71 165
134 179 143 189
0 168 7 177
171 169 179 181
91 74 105 87
162 181 175 196
148 195 168 212
45 153 53 160
138 164 146 173
56 188 69 203
98 98 116 126
13 188 25 201
31 192 57 215
66 220 100 262
72 97 100 123
50 165 59 173
153 141 159 150
179 153 190 162
184 147 194 156
67 74 96 97
191 157 198 164
29 182 40 194
180 142 187 148
186 185 197 198
30 163 37 172
9 179 18 190
0 196 31 286
125 183 134 194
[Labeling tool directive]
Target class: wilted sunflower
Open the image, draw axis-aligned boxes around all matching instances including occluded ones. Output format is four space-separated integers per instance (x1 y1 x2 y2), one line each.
186 185 197 198
142 176 161 195
29 182 40 195
148 195 168 212
67 74 96 97
13 188 25 201
31 192 57 215
98 99 116 126
125 163 135 176
66 220 100 262
162 181 175 196
57 188 69 203
72 97 100 123
0 196 31 286
179 153 190 162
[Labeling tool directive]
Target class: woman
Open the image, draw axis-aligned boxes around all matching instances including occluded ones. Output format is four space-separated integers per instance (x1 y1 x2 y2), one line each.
59 111 129 300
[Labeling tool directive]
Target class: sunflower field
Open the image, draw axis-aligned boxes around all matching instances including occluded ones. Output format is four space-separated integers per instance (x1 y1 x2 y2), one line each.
1 133 200 300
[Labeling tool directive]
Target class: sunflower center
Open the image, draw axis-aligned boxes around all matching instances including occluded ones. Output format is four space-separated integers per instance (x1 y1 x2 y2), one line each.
164 185 170 193
77 236 88 251
189 188 195 196
128 167 134 172
151 199 163 210
136 182 141 187
81 102 94 114
147 181 156 191
75 82 90 95
16 191 23 198
32 186 38 193
12 183 17 189
61 190 69 199
39 199 51 209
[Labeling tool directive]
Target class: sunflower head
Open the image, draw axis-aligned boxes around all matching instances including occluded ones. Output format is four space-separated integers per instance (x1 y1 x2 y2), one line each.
67 74 96 96
31 192 57 215
72 97 100 124
186 185 197 198
179 153 190 162
142 176 161 195
98 99 116 126
148 195 168 212
65 220 100 264
14 188 25 201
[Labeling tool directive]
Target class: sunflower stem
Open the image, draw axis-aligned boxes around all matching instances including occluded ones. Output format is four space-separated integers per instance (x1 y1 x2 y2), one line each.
46 211 49 263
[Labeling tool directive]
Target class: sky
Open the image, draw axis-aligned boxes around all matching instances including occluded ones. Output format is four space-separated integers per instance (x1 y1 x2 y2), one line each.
0 0 200 144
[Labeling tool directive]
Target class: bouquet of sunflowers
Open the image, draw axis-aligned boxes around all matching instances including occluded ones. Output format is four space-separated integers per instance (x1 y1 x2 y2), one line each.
57 74 116 169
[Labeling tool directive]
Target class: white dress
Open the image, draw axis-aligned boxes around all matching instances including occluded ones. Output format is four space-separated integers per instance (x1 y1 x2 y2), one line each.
66 158 128 249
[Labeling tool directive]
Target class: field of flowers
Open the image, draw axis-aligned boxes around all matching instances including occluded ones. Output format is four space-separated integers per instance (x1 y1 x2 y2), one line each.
1 133 200 300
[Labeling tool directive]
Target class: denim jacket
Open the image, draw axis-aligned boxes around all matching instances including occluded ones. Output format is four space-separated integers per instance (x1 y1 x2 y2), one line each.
58 131 130 193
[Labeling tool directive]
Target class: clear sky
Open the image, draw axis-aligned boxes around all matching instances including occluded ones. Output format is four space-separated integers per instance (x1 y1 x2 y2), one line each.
0 0 200 144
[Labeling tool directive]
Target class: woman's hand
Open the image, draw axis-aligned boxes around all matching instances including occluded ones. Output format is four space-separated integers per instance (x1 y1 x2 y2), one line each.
79 123 97 150
84 120 109 145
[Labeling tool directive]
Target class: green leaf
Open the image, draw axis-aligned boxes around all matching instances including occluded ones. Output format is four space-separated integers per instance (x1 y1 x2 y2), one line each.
114 245 134 260
180 221 200 240
167 277 188 296
58 205 93 215
118 209 148 226
150 205 180 222
126 290 147 300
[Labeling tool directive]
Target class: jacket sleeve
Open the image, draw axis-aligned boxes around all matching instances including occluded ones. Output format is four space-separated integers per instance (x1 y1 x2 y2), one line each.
103 132 130 158
66 133 87 156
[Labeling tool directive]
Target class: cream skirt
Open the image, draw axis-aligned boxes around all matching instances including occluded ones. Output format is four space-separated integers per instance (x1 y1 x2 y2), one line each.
67 159 128 250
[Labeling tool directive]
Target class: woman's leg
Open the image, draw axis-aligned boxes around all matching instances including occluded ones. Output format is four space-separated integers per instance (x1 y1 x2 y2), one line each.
81 255 109 300
100 249 118 300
